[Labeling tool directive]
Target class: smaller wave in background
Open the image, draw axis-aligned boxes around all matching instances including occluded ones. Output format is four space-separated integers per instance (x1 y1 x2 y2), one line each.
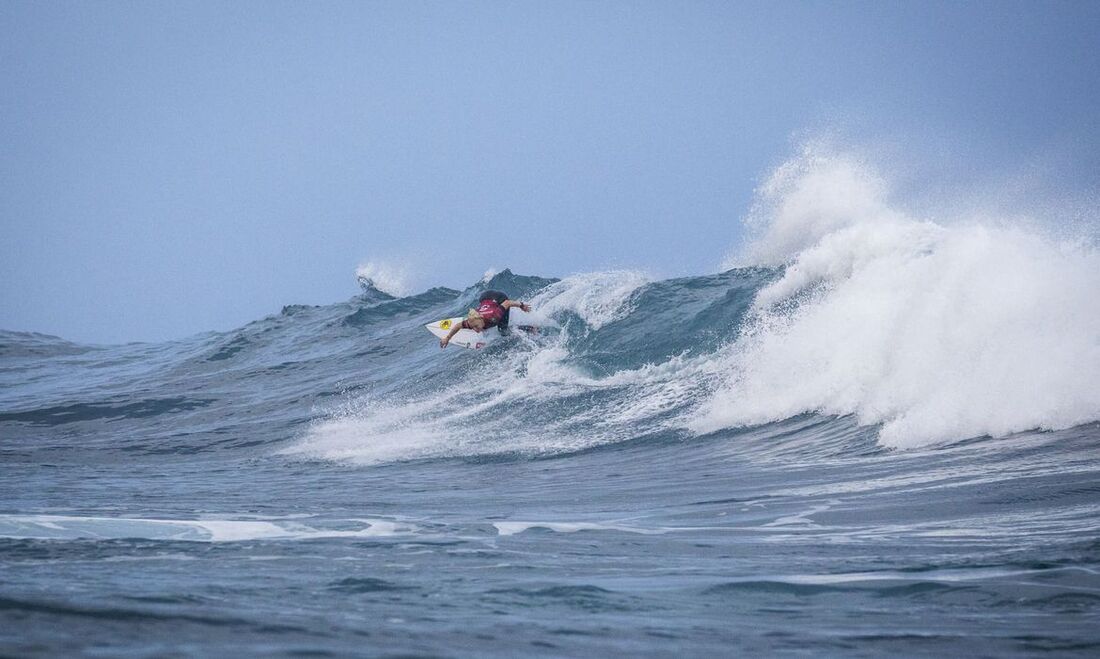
355 259 413 298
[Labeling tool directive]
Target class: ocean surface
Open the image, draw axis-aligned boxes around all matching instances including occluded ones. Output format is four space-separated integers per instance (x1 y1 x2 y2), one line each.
3 155 1100 656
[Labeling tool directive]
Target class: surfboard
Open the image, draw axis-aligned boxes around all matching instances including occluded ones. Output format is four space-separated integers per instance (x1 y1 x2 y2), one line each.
425 317 492 350
425 316 542 350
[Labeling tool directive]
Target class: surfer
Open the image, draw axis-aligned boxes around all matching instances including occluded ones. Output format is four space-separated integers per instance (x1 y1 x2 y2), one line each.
439 290 531 348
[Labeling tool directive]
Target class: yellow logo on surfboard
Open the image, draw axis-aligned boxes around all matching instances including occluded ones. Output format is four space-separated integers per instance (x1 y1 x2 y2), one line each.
440 319 451 330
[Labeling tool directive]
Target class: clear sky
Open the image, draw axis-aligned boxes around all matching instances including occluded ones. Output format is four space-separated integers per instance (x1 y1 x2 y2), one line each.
3 1 1098 343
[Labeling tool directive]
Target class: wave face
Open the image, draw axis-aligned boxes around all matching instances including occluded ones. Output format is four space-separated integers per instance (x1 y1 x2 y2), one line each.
2 152 1099 655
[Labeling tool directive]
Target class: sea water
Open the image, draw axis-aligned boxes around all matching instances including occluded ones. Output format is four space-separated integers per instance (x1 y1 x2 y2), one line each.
2 153 1099 656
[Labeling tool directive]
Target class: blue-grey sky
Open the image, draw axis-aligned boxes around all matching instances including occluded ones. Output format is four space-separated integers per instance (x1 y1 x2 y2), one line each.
3 1 1098 343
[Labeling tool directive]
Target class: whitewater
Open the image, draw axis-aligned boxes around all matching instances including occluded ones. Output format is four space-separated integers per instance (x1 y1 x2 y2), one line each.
2 152 1099 656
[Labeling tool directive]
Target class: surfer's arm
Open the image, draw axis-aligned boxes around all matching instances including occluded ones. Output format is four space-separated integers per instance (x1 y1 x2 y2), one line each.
440 321 465 348
502 300 531 312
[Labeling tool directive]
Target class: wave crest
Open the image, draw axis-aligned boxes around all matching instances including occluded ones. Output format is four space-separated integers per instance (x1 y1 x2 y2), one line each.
355 260 412 298
694 150 1100 448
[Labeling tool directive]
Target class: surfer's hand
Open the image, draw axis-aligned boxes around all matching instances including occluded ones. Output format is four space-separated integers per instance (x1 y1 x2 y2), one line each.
520 303 531 312
440 337 449 349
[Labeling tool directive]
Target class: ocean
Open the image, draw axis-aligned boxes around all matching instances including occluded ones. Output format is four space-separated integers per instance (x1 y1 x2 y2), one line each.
2 154 1099 656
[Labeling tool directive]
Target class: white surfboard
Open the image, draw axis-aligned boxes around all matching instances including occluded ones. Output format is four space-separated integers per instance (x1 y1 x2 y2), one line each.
426 314 543 350
425 317 493 350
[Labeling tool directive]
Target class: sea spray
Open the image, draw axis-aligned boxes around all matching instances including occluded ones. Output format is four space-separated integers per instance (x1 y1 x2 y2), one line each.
694 150 1100 447
355 260 413 297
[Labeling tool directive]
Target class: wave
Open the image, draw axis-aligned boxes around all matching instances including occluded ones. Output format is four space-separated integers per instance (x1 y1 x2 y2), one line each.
694 148 1100 448
286 151 1097 463
355 260 413 298
0 331 99 358
3 151 1098 464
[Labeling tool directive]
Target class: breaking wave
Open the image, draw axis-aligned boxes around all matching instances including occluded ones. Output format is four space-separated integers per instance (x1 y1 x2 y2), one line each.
3 149 1098 465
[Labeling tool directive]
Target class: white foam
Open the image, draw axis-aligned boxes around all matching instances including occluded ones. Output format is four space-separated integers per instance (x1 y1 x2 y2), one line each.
528 270 649 329
283 344 710 465
695 149 1100 448
283 268 712 466
723 144 906 269
280 395 468 465
0 514 412 542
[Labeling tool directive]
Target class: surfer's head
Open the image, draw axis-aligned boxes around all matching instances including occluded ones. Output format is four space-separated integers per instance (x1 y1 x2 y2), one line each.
465 310 488 331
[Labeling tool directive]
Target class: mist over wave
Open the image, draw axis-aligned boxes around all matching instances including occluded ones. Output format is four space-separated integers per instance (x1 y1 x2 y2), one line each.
696 147 1100 447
